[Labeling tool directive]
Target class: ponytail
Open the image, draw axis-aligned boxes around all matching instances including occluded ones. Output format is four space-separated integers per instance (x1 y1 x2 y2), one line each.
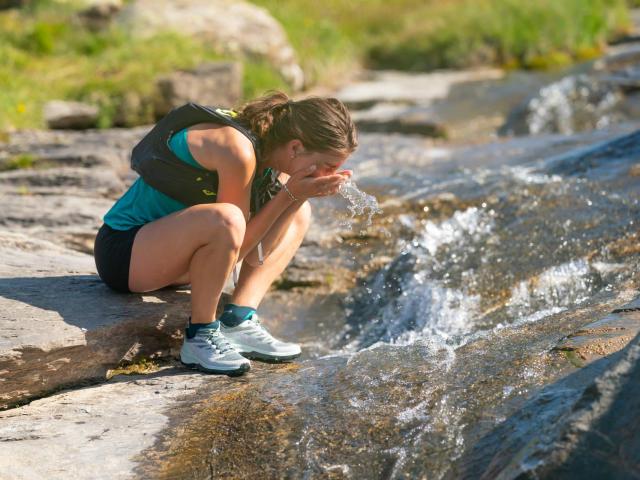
235 89 358 162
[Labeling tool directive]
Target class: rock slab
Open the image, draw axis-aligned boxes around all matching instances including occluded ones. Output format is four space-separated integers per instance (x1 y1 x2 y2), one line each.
0 231 190 409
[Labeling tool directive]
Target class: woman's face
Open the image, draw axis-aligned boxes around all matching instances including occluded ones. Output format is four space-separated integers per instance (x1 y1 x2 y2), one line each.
275 140 351 178
295 150 350 178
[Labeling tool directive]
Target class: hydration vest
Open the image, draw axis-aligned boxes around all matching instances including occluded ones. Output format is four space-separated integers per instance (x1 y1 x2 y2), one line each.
130 102 282 213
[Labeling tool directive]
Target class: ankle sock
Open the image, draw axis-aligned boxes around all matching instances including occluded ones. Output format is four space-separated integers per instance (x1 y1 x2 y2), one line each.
186 316 220 339
219 303 256 327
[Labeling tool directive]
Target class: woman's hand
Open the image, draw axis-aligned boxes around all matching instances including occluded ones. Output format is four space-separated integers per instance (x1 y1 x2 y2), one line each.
285 166 352 200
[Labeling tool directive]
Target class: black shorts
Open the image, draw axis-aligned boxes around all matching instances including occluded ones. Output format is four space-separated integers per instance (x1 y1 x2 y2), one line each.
94 223 144 293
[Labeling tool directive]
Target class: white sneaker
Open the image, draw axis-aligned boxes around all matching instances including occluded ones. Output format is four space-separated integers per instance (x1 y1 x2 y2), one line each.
180 324 250 375
220 313 302 362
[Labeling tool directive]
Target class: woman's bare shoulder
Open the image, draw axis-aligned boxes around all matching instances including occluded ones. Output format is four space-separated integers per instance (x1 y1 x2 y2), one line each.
186 124 256 172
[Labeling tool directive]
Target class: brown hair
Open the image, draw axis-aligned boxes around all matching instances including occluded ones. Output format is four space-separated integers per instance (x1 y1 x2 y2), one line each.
235 90 358 162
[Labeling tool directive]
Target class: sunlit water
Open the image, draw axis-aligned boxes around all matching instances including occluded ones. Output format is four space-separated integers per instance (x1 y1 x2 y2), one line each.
337 177 383 229
156 125 640 479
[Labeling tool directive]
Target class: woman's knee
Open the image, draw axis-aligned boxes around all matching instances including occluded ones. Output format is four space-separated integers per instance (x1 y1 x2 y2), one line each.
194 203 246 249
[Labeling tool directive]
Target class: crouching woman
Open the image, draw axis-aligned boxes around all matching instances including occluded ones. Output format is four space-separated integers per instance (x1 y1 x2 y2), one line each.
93 90 358 375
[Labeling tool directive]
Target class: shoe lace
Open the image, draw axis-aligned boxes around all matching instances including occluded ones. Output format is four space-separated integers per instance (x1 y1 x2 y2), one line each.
202 327 233 354
248 314 276 342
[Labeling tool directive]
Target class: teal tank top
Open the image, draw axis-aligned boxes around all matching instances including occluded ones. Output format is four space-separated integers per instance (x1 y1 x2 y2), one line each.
103 128 205 230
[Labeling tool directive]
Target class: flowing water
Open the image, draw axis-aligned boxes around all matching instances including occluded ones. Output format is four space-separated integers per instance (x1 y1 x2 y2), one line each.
143 92 640 478
337 177 383 230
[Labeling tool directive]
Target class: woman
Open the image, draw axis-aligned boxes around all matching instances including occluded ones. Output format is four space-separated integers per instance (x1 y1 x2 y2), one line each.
93 90 358 376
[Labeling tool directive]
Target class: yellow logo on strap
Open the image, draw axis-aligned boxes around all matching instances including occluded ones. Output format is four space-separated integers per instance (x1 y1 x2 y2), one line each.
215 108 238 118
202 189 216 196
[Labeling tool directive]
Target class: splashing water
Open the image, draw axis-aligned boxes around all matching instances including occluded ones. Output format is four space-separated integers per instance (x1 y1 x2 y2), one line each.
338 177 383 228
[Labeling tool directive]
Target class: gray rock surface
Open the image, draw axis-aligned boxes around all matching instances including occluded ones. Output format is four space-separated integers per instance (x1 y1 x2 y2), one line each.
155 62 243 117
353 103 448 137
335 69 504 108
44 101 100 130
117 0 304 90
481 330 640 479
0 127 146 178
0 166 125 198
554 296 640 365
0 231 192 409
453 298 640 480
0 369 212 480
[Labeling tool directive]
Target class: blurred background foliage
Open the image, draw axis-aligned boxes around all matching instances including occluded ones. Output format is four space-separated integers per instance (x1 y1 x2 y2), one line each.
0 0 636 129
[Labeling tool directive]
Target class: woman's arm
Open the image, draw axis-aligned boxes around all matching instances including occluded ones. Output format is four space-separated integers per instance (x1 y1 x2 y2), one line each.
243 198 307 266
237 188 298 262
189 128 303 263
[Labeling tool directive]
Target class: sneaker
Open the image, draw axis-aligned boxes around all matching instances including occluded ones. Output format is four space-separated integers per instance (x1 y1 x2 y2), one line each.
220 313 302 362
180 325 250 376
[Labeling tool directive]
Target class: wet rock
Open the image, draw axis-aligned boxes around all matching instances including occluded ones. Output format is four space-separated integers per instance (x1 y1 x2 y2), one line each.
501 43 640 136
44 101 100 130
593 43 640 73
499 74 623 136
117 0 304 90
546 128 640 178
533 335 640 478
154 62 243 118
0 231 192 409
554 297 640 365
464 330 640 480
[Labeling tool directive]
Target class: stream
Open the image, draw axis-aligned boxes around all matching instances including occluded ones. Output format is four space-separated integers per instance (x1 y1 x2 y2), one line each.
140 65 640 478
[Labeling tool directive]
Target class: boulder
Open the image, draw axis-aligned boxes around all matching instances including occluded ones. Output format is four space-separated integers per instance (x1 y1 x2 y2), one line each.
0 369 212 479
1 127 147 178
117 0 304 90
77 0 123 30
334 69 504 109
0 231 192 409
0 0 22 9
352 103 448 137
478 331 640 479
453 298 640 480
44 101 99 130
79 1 122 23
154 62 243 117
0 166 125 198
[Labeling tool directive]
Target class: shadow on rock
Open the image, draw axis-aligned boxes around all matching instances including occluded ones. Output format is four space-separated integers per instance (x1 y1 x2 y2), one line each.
452 332 640 479
0 274 192 409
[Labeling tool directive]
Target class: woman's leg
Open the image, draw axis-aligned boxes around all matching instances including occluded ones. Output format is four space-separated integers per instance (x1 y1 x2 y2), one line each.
231 202 312 308
128 203 246 323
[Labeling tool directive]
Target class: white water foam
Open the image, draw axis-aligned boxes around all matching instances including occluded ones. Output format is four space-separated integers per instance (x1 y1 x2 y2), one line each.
506 259 594 319
418 206 495 256
338 177 383 229
342 207 495 356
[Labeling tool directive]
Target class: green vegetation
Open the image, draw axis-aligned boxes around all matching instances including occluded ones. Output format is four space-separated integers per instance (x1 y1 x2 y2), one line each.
0 0 288 130
254 0 632 72
106 356 160 379
0 0 635 130
0 153 37 171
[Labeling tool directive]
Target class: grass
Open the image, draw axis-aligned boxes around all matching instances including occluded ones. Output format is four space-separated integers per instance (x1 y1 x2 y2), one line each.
0 153 37 171
0 0 635 131
360 0 629 71
0 0 289 130
106 356 161 379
